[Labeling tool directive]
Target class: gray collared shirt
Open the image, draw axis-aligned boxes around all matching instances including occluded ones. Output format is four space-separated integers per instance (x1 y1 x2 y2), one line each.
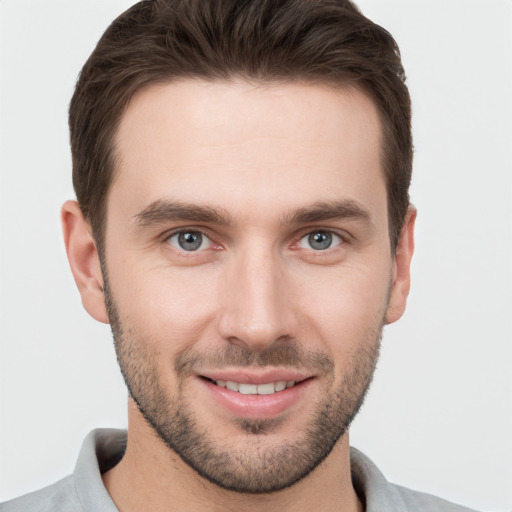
0 429 478 511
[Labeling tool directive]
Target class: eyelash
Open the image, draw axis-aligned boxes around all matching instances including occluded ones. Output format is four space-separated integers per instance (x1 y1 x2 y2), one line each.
163 227 348 255
295 230 345 252
165 229 217 253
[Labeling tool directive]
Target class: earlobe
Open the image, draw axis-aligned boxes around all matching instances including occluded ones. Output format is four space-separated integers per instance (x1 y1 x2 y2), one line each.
61 200 109 324
385 207 417 325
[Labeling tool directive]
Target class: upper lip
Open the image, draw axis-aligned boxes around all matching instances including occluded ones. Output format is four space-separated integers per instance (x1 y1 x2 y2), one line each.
198 369 313 385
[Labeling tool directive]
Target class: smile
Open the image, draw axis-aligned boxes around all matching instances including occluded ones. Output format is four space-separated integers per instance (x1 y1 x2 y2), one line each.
209 379 297 395
198 371 313 418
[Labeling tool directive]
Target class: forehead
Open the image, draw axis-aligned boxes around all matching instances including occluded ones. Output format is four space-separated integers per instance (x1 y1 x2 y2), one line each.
111 79 386 225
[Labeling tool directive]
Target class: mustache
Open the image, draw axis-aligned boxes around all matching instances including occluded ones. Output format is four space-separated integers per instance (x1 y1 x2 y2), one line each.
174 342 334 376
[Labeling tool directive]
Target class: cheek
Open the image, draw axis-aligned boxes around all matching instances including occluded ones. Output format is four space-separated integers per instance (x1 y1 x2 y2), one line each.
295 262 391 348
109 259 221 349
106 242 392 360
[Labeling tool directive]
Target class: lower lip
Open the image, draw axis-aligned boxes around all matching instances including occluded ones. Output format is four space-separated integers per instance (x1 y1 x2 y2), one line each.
199 378 313 419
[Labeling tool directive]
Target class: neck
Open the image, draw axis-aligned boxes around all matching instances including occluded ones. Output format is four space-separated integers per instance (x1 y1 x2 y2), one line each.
102 402 363 512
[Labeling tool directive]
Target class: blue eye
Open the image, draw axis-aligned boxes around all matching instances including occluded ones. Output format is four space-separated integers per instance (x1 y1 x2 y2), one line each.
298 231 342 251
167 231 212 251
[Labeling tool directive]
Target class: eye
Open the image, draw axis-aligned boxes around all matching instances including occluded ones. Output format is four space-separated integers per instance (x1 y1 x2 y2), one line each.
298 230 343 251
167 230 212 252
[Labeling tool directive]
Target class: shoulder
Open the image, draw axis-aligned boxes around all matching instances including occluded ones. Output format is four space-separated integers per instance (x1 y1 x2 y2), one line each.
0 429 125 512
389 482 479 512
0 476 83 512
350 447 479 512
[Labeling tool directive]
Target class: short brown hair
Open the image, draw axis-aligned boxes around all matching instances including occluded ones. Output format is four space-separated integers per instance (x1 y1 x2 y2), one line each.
69 0 412 253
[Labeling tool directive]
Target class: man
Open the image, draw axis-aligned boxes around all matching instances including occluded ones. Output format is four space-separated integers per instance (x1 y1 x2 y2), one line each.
0 0 483 510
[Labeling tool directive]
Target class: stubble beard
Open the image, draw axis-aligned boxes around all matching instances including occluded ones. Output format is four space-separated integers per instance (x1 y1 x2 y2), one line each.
103 275 383 494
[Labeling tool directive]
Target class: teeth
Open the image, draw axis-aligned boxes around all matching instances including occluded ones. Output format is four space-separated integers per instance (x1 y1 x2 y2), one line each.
275 381 287 392
216 380 296 395
226 381 239 392
239 383 258 395
256 382 275 395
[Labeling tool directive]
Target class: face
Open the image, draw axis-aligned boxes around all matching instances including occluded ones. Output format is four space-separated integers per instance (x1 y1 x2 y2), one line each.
100 80 400 493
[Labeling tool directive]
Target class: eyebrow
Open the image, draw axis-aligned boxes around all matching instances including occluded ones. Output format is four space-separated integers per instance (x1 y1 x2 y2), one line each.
133 199 233 227
132 198 372 228
285 200 372 226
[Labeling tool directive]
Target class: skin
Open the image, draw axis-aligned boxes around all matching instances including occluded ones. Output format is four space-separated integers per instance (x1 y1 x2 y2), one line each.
62 80 415 512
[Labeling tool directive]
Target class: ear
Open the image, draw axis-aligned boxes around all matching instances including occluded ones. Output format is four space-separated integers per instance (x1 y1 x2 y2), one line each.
385 207 417 325
61 200 109 324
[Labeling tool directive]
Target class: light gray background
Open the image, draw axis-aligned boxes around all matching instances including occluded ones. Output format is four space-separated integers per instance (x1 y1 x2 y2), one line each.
1 1 511 510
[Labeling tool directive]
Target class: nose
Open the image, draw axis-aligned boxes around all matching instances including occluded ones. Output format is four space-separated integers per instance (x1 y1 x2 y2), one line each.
217 245 294 351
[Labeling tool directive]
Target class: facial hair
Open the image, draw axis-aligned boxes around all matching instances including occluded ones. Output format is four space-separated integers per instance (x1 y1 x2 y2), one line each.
103 273 383 494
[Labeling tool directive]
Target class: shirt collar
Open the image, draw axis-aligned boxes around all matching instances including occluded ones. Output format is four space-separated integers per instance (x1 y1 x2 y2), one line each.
73 428 403 511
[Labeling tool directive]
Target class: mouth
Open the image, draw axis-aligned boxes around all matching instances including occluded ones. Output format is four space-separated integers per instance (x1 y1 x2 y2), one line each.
201 377 304 395
197 371 314 419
